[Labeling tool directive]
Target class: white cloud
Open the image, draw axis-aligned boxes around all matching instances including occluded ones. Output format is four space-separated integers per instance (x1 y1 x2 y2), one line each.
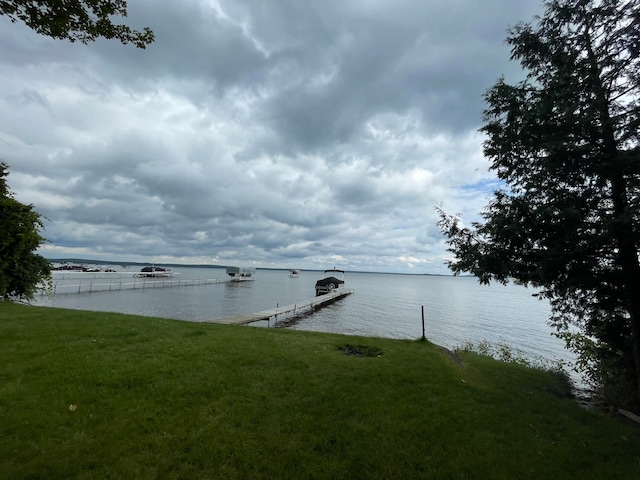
0 0 544 273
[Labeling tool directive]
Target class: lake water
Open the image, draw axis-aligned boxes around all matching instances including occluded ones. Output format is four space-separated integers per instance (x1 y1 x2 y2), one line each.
34 266 576 373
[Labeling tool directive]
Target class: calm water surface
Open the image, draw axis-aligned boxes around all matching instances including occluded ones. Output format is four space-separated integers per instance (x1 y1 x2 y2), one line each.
35 267 573 369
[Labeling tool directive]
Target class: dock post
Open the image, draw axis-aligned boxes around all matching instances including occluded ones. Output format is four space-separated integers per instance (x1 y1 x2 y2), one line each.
421 305 426 341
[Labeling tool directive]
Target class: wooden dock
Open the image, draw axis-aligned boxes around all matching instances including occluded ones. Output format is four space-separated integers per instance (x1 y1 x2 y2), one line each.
208 288 354 325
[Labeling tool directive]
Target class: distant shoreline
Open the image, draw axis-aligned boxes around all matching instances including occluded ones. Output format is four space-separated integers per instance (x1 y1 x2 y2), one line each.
46 257 460 277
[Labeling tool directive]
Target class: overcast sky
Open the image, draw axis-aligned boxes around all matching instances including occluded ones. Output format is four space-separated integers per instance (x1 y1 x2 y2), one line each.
0 0 544 274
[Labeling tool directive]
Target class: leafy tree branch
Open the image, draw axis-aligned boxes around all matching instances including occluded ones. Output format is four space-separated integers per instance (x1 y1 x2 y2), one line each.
0 0 154 48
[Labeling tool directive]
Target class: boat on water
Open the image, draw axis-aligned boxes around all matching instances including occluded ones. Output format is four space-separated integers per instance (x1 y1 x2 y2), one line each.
135 266 176 278
226 267 256 282
315 269 345 296
51 262 113 273
289 269 299 278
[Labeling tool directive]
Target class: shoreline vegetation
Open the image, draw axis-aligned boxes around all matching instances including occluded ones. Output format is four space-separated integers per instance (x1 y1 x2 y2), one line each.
1 302 639 479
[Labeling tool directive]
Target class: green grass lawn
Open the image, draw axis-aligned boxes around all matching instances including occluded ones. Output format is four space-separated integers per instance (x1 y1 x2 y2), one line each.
1 302 638 479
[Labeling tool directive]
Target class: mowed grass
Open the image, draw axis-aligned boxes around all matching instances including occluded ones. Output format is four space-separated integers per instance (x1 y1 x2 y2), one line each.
1 302 639 480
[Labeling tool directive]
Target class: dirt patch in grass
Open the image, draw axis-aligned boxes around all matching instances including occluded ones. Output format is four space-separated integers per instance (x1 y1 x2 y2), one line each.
338 344 383 357
438 346 463 366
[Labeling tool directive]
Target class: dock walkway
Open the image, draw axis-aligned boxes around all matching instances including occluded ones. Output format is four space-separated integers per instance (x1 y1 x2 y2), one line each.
208 288 354 325
41 276 229 295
